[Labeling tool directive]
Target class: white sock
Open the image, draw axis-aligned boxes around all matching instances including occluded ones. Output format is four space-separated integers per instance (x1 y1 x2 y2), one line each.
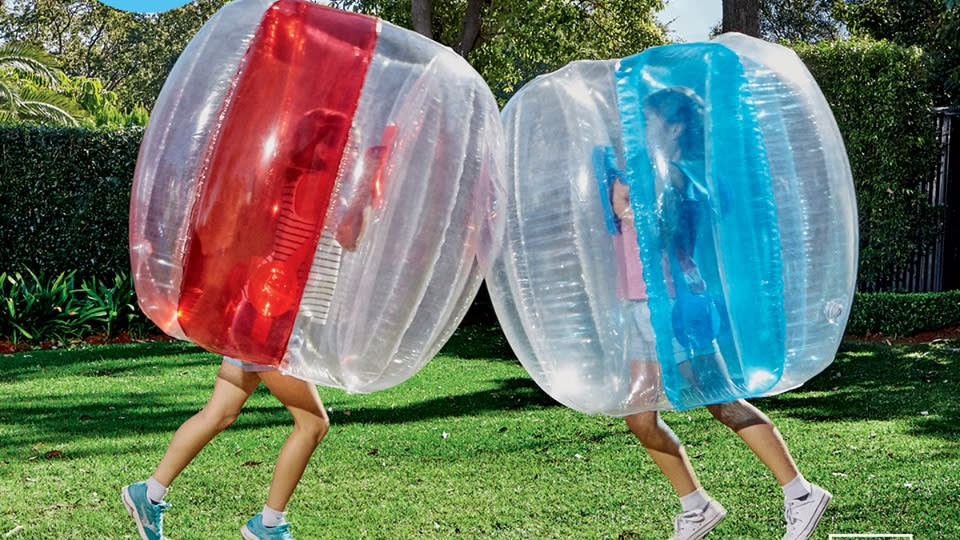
145 477 168 504
261 505 287 527
782 474 812 502
680 488 710 512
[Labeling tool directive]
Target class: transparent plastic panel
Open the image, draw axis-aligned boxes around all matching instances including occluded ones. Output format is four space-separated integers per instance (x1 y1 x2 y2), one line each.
490 60 672 415
713 34 857 394
282 21 505 392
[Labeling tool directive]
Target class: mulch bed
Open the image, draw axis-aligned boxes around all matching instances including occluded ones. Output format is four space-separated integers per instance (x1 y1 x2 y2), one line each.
0 331 174 355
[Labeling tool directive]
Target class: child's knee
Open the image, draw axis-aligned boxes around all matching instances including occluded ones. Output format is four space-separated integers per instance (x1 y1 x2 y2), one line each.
706 400 770 432
199 406 241 432
624 411 661 441
294 412 330 445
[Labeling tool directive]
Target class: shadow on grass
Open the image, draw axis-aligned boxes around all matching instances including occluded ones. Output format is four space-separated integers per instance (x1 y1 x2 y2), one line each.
0 374 559 459
761 340 959 442
0 341 207 382
7 330 955 459
323 375 559 426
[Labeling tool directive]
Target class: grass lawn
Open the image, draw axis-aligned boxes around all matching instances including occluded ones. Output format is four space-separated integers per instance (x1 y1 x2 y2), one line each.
0 325 957 539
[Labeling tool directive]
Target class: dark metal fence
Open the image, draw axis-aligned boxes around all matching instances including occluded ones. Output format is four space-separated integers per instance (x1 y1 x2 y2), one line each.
890 107 960 292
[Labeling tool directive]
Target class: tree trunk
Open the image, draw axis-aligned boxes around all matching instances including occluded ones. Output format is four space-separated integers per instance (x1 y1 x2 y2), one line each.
722 0 761 37
411 0 433 39
454 0 487 58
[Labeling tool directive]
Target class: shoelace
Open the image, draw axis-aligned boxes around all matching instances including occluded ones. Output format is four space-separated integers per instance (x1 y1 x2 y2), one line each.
675 508 707 532
784 497 810 526
269 522 294 540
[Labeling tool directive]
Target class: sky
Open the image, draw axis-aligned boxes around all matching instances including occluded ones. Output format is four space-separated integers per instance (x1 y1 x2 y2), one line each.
656 0 723 43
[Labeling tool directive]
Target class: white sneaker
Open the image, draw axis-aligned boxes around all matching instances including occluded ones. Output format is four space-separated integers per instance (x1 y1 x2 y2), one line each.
783 484 832 540
670 499 726 540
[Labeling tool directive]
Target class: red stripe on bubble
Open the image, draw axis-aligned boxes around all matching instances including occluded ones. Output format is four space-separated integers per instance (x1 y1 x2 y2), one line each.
178 1 378 366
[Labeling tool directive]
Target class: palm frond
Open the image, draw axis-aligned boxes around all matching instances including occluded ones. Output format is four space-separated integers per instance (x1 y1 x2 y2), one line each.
16 100 81 126
0 80 17 107
0 43 62 88
12 87 86 126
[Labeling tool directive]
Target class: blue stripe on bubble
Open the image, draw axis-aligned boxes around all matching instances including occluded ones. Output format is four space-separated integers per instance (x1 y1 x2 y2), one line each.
615 42 786 410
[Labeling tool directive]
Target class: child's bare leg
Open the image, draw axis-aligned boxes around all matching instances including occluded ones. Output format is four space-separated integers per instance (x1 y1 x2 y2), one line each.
624 411 700 496
257 370 330 511
153 361 261 486
705 399 799 485
626 360 662 408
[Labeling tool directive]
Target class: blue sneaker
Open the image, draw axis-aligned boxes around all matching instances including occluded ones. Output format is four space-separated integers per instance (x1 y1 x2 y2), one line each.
121 482 170 540
241 513 295 540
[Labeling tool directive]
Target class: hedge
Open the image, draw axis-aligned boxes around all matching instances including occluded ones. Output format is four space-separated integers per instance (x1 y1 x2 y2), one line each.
794 38 942 291
847 290 960 337
0 126 142 279
0 38 948 295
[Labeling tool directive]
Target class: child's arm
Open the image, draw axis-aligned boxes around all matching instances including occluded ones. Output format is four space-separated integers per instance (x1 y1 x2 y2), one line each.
334 193 370 252
334 147 381 252
667 165 706 294
334 126 396 251
612 180 634 229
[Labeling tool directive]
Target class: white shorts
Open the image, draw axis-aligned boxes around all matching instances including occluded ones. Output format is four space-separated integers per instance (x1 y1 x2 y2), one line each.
623 301 657 359
223 356 277 373
623 301 688 362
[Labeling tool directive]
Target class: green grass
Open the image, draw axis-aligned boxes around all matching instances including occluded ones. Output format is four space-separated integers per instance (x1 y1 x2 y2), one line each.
0 326 957 539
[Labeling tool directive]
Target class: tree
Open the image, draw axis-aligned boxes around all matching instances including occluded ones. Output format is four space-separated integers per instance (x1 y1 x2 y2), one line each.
0 0 231 108
722 0 761 36
759 0 843 42
334 0 668 100
837 0 960 104
0 43 85 125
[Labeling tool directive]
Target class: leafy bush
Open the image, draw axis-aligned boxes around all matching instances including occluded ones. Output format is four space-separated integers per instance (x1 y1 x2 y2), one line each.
794 38 942 291
0 268 155 345
847 290 960 337
79 271 153 338
0 126 142 279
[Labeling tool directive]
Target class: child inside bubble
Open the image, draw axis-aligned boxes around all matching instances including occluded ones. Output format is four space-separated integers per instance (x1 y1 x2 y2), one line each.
608 86 730 410
121 112 393 540
608 87 832 540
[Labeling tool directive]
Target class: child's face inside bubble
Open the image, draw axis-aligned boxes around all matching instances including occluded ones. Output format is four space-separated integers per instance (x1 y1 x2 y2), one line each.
645 109 682 173
643 88 705 169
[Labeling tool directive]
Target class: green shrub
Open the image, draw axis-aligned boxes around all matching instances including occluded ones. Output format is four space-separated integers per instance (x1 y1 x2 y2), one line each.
0 126 142 279
0 269 104 343
794 38 942 291
79 271 154 338
0 268 155 344
847 290 960 336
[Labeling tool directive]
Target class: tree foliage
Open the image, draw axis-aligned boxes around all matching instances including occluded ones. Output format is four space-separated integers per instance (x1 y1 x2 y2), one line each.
0 125 142 278
759 0 843 42
333 0 667 101
0 42 85 125
0 0 231 109
836 0 960 104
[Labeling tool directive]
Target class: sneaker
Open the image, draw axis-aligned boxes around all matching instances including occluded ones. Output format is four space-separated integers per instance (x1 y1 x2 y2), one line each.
241 513 295 540
670 499 727 540
121 482 170 540
783 484 833 540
